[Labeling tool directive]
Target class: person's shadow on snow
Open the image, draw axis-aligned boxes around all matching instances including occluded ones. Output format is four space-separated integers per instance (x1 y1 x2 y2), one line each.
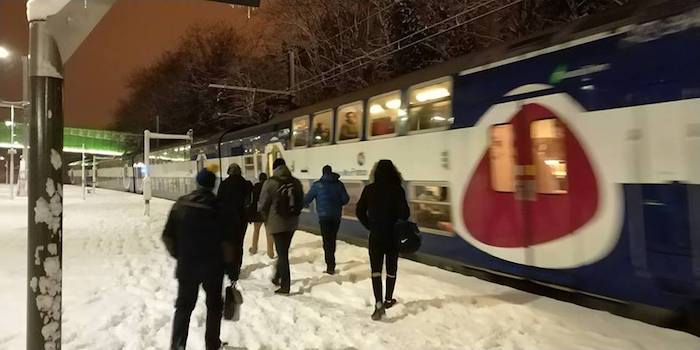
383 291 540 323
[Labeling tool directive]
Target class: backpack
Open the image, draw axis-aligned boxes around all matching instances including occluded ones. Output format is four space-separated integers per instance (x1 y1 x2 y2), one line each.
394 220 422 254
273 176 303 218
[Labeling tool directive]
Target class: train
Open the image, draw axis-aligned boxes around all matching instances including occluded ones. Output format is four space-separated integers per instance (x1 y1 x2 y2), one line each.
70 1 700 323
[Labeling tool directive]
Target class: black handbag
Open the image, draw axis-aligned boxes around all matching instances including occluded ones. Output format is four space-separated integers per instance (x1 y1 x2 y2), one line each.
394 220 422 254
223 283 243 321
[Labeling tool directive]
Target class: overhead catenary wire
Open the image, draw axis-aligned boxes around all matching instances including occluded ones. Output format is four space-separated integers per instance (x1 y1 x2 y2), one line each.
292 0 521 93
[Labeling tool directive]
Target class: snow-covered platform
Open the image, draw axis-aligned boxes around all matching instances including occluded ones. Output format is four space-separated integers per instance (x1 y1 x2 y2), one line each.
1 185 699 349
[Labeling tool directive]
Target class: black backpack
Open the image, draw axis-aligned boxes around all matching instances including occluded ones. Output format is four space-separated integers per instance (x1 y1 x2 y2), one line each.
273 177 303 218
394 220 422 254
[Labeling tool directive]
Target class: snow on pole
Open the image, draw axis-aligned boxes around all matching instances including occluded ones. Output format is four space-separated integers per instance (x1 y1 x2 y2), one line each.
27 15 65 350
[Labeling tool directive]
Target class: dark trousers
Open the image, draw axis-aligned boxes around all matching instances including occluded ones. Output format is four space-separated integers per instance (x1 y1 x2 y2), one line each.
319 217 341 271
368 233 399 304
230 221 248 281
171 269 224 350
272 231 295 289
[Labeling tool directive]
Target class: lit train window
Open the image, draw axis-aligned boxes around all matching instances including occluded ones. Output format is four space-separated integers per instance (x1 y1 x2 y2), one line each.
409 183 453 234
342 181 365 219
368 91 400 138
408 77 453 132
490 124 516 192
292 116 309 148
301 180 311 212
336 101 363 142
531 119 568 194
312 110 333 146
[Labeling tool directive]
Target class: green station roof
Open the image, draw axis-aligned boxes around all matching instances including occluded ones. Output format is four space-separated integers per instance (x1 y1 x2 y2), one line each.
0 123 135 156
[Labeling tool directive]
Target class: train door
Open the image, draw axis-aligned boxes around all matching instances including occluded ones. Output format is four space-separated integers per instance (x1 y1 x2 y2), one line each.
465 103 598 273
266 145 282 175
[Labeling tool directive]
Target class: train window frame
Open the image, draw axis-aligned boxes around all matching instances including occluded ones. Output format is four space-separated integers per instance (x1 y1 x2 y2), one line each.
408 181 454 236
489 123 516 193
336 101 363 144
340 180 366 220
407 77 454 135
530 118 568 195
367 90 401 140
311 109 333 147
292 116 310 149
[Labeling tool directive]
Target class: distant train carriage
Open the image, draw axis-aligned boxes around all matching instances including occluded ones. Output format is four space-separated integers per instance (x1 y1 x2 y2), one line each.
85 1 700 322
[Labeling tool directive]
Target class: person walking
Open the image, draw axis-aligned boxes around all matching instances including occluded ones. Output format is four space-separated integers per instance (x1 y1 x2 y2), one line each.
248 172 275 258
258 158 303 294
217 163 253 284
163 164 231 350
356 160 410 321
304 165 349 274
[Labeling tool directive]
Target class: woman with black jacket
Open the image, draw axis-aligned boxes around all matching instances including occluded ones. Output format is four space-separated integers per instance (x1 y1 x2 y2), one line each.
356 159 410 320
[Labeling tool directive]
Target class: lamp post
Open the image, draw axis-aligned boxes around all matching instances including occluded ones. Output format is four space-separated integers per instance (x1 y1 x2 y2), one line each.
8 107 15 200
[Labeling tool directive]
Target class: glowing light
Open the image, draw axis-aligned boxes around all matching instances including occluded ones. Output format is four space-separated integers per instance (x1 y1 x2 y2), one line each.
416 87 450 102
4 121 13 127
397 109 407 117
0 47 9 59
314 136 321 140
544 159 561 166
369 104 385 114
431 116 446 122
581 84 595 91
385 99 401 109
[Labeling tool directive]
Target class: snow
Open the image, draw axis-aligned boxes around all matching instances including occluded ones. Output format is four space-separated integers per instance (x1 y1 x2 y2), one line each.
26 0 71 21
1 184 699 349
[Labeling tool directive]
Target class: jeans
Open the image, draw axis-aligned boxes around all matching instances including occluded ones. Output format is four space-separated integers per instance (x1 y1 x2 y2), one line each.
273 231 295 289
171 269 224 350
368 232 399 304
230 221 248 281
319 217 341 271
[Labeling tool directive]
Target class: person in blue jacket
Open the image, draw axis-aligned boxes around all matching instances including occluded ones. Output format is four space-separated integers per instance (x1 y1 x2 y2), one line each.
304 165 350 274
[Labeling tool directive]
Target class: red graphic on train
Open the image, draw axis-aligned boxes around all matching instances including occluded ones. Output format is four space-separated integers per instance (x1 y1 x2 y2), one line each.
463 103 599 248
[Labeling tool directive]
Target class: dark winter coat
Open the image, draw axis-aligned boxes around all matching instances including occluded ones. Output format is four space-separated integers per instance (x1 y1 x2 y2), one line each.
217 174 253 229
250 181 265 223
356 183 410 240
162 188 230 279
258 165 303 234
304 173 350 219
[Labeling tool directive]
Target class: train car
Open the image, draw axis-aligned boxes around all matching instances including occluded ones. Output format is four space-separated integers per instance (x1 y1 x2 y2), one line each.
92 1 700 320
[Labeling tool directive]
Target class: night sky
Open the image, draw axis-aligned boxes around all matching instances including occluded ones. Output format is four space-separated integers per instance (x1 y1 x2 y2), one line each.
0 0 251 129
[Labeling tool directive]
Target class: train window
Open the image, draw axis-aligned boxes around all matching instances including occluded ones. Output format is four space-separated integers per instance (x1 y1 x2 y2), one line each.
292 116 309 148
244 156 255 179
408 78 453 132
490 124 516 192
342 181 365 218
312 110 333 146
531 119 568 194
368 91 400 138
301 180 311 212
410 183 453 234
336 101 363 142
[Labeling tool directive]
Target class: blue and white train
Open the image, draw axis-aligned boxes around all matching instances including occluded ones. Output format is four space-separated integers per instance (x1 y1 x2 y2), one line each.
76 1 700 323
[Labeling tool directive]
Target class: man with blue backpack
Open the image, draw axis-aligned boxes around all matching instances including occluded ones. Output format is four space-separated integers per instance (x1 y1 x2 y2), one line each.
304 165 350 275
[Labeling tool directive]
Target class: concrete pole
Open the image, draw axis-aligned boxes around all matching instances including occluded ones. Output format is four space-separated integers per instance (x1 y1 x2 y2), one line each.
81 145 85 200
92 155 96 193
143 130 151 216
9 105 15 200
27 19 64 350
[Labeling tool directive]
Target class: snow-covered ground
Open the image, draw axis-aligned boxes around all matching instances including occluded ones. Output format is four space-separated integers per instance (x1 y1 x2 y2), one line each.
1 184 699 350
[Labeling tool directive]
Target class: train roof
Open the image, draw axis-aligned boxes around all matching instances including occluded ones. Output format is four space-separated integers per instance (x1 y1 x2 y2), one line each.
204 0 697 146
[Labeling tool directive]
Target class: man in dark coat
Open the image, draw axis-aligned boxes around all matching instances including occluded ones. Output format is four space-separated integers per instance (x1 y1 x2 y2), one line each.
163 164 231 350
217 163 253 284
304 165 350 274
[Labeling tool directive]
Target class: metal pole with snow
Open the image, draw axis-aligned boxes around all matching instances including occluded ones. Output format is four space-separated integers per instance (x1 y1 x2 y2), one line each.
92 154 97 193
26 6 64 350
142 129 193 216
26 1 116 348
9 105 16 200
81 145 86 200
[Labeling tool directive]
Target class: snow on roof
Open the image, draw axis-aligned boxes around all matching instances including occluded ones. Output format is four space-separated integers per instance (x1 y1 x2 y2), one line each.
26 0 71 21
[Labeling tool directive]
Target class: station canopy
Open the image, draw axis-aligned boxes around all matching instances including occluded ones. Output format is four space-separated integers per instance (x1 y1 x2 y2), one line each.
0 123 133 156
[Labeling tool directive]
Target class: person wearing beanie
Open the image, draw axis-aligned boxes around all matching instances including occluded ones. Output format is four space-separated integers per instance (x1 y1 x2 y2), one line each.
217 163 253 284
304 165 349 274
163 163 231 350
258 157 304 294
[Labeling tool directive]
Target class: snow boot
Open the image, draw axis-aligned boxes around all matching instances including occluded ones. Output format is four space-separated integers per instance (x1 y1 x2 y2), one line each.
384 299 397 309
371 302 385 321
274 287 290 295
